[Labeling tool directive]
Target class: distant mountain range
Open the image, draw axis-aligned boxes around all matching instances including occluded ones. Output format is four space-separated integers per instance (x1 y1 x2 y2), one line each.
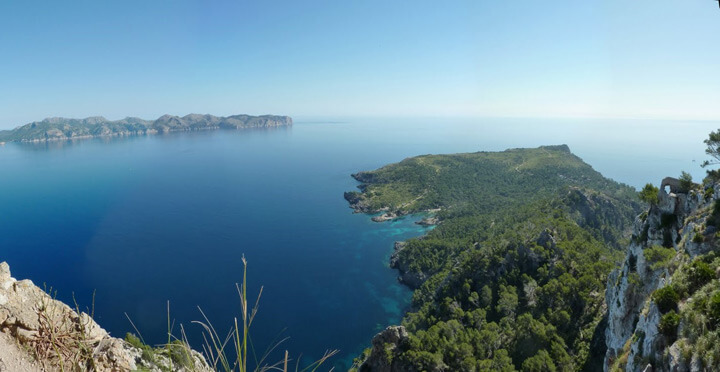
0 114 292 142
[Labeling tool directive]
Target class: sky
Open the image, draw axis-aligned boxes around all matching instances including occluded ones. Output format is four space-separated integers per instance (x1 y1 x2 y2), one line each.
0 0 719 128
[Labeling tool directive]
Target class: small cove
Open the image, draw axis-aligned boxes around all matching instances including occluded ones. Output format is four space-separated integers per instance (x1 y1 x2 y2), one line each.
0 117 716 369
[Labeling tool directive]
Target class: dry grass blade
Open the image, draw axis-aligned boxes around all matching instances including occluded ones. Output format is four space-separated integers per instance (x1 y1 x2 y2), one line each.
125 312 147 345
31 293 97 371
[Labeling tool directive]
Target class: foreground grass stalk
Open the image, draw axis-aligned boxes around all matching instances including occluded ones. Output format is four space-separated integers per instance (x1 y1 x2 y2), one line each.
191 255 337 372
242 255 249 372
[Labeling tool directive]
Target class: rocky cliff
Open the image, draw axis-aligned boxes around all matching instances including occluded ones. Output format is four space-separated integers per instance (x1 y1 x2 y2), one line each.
0 262 210 371
0 113 292 143
604 179 720 371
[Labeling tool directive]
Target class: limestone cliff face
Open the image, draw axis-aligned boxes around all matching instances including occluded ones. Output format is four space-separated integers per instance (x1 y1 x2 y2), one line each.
0 262 211 371
604 181 717 371
358 326 425 372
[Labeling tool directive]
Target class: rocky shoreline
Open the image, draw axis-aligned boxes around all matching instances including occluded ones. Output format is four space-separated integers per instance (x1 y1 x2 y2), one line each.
389 241 428 289
345 177 441 289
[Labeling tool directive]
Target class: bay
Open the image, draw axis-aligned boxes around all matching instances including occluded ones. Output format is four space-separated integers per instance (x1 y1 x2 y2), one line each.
0 117 716 369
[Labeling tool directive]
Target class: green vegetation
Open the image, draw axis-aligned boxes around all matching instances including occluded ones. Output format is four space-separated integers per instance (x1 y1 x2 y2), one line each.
679 171 695 193
658 311 680 341
689 260 715 291
668 251 720 367
638 183 659 205
701 129 720 169
643 245 675 270
125 333 159 364
653 286 680 314
349 145 638 220
349 146 642 370
693 233 705 243
705 187 715 200
706 201 720 228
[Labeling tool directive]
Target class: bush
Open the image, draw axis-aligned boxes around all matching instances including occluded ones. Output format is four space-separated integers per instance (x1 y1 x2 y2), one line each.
638 184 659 205
708 202 720 228
705 169 720 183
688 260 715 293
693 233 705 243
125 333 156 363
166 340 194 369
705 187 715 200
659 311 680 341
709 292 720 325
679 171 694 193
644 245 674 270
653 286 680 314
521 350 557 372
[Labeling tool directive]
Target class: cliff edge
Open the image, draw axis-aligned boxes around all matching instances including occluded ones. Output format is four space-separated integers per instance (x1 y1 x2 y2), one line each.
604 178 720 371
0 262 210 371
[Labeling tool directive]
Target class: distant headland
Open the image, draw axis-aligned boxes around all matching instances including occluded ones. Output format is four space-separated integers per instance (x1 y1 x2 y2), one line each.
0 114 292 143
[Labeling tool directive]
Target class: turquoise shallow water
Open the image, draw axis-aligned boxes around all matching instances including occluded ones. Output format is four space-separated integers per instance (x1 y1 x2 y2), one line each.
0 117 717 369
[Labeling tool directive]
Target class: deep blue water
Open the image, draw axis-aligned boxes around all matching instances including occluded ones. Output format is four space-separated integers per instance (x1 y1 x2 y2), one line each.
0 117 717 369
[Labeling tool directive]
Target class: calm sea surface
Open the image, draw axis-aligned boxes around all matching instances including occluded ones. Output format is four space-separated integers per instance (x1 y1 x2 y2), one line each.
0 117 717 369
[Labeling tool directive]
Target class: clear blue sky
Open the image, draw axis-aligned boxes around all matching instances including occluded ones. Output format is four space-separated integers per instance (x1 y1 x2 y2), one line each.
0 0 718 128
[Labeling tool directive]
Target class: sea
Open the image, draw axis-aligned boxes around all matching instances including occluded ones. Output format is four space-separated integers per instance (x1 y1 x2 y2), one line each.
0 117 717 369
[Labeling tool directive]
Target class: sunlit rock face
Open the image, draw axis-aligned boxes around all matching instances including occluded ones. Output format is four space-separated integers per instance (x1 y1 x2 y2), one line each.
0 262 211 372
604 179 715 372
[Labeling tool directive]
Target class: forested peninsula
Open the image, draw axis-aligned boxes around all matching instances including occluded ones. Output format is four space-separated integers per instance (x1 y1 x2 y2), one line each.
0 114 292 143
347 144 720 371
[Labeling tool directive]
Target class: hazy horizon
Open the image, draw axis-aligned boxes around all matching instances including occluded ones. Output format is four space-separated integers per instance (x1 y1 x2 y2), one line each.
1 0 719 129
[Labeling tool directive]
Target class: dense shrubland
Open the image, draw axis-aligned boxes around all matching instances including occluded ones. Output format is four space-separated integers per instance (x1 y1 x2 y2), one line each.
349 145 643 371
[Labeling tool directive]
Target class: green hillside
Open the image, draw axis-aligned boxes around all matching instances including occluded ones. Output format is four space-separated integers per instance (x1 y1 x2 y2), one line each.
348 145 643 371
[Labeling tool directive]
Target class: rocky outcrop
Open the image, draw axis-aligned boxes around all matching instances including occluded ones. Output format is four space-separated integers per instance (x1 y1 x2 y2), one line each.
389 241 427 289
371 212 399 223
415 216 439 226
661 177 682 194
0 262 210 371
565 187 641 249
604 180 714 371
358 326 424 372
344 191 373 214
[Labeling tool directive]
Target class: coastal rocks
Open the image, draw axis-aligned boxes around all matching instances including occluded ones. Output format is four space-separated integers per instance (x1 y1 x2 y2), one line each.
390 241 428 288
344 191 372 213
350 171 379 184
358 326 420 372
389 241 428 288
372 212 398 222
389 242 406 268
0 262 210 372
415 216 439 226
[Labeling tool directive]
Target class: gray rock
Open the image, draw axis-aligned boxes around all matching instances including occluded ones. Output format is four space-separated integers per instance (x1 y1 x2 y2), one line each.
604 178 719 371
667 341 689 372
0 261 211 371
358 326 430 372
